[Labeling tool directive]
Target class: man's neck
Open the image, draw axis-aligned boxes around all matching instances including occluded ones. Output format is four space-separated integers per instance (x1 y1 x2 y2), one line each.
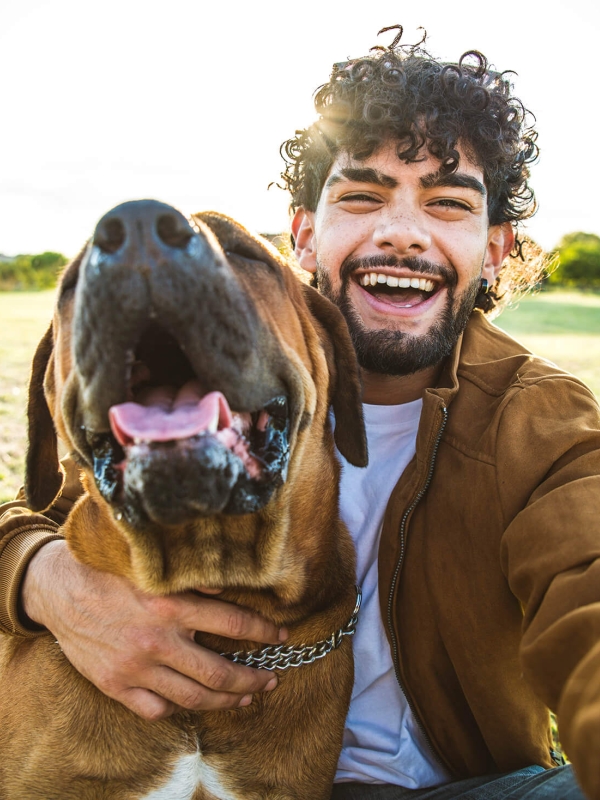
360 363 442 405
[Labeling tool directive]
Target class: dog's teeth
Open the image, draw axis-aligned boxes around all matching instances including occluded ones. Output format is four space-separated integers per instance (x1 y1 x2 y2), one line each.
386 276 399 287
113 510 123 521
398 277 411 288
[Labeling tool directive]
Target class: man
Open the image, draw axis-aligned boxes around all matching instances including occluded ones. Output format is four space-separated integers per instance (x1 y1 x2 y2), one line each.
1 28 600 800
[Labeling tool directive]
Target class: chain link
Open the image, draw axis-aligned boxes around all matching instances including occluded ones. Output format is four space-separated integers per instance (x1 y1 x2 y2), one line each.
220 586 362 671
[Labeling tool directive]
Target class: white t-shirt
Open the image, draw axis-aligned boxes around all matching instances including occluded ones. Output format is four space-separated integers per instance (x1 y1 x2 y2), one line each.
334 400 449 787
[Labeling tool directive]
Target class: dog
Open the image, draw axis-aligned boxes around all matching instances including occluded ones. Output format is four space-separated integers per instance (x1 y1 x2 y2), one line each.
0 200 368 799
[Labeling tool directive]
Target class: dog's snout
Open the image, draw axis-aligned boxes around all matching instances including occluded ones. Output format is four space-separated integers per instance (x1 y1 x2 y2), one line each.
94 217 126 255
156 212 194 250
75 199 275 435
92 200 195 260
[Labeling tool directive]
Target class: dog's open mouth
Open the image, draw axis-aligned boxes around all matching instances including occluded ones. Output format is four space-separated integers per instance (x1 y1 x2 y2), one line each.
356 271 440 308
88 322 290 524
109 383 286 482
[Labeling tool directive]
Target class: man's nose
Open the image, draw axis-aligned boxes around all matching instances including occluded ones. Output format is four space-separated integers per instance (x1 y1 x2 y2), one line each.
372 209 432 256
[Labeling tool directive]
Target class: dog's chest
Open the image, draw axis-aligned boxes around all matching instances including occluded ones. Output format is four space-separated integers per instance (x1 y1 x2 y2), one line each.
141 752 238 800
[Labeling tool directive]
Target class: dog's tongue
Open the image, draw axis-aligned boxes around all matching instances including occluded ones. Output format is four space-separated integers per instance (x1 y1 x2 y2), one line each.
109 381 233 445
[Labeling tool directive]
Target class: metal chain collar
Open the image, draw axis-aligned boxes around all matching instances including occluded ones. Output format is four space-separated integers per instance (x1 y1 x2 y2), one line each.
220 586 362 672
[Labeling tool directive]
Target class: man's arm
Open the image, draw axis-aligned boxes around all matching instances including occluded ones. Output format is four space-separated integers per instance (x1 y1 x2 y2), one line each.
0 455 81 637
0 458 284 720
497 376 600 798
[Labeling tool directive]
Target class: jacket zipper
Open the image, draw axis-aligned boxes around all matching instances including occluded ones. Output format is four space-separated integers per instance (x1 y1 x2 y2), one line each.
386 403 448 764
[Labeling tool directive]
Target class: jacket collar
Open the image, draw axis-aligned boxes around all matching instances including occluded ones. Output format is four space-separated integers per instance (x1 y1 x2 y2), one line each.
422 313 467 410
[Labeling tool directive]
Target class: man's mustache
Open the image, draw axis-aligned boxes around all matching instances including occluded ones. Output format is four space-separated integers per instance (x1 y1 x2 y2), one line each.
340 254 457 288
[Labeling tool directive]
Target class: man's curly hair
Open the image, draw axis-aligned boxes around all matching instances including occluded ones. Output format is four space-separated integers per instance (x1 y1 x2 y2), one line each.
280 27 543 313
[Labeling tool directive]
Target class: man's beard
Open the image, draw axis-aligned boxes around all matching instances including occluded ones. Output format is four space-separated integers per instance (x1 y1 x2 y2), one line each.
314 255 480 377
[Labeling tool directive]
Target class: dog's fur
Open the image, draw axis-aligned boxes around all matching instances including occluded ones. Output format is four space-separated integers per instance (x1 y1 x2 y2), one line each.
0 201 367 799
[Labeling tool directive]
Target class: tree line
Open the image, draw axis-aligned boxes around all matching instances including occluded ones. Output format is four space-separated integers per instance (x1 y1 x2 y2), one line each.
0 252 68 290
1 232 599 290
547 232 600 289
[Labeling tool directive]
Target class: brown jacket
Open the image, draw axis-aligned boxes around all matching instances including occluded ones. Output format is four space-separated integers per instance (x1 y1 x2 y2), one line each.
1 311 600 790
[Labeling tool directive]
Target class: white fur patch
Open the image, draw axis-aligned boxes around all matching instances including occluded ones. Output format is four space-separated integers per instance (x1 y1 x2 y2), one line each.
142 751 238 800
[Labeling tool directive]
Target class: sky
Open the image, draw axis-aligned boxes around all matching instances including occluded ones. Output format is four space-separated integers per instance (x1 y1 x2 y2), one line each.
1 0 599 257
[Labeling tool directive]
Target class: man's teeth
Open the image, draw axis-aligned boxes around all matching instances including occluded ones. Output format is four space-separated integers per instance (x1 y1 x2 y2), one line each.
359 274 435 292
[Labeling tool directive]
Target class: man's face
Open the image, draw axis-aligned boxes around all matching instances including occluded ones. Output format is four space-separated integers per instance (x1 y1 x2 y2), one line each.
292 141 512 376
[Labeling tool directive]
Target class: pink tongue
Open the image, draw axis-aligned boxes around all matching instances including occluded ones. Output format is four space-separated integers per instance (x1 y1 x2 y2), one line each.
109 381 234 446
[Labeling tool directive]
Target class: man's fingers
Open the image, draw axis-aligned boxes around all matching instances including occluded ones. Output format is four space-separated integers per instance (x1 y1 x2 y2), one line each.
120 687 178 721
140 664 270 713
168 640 278 698
145 593 288 645
202 597 287 643
118 658 276 719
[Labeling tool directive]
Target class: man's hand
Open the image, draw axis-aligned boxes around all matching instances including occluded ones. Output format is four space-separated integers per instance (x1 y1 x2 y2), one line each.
22 540 284 720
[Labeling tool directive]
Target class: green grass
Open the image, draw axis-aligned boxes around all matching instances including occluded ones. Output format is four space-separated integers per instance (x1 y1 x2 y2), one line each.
0 291 55 503
494 290 600 398
0 288 598 504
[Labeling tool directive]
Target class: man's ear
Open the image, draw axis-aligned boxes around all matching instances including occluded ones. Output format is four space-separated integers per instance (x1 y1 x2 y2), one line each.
291 208 317 275
482 222 515 284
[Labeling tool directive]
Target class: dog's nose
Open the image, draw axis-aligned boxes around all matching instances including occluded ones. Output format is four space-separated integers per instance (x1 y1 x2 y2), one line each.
92 199 194 257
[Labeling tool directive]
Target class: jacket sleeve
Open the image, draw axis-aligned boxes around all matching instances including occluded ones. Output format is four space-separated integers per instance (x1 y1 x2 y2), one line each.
497 374 600 798
0 456 83 637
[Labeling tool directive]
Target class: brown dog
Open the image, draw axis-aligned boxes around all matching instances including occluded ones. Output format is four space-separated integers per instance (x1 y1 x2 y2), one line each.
0 201 367 799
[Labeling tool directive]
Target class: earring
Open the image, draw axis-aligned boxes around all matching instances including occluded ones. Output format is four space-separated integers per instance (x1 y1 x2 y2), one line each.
480 278 489 294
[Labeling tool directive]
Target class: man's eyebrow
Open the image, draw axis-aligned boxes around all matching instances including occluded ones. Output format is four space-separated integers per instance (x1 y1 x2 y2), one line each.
325 167 398 190
420 171 487 196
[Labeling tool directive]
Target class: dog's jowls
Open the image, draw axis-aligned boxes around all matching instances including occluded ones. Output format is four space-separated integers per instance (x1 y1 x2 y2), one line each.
0 200 367 799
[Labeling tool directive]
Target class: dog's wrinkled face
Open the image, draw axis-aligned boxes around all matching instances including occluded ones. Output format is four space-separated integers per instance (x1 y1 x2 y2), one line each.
26 201 367 593
42 201 319 528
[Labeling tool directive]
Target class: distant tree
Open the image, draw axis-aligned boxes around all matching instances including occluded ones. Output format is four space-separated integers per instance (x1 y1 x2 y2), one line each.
549 232 600 289
30 252 68 288
0 251 67 290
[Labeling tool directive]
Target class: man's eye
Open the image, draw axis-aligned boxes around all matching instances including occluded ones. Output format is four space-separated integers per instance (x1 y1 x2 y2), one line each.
432 199 471 210
340 193 379 203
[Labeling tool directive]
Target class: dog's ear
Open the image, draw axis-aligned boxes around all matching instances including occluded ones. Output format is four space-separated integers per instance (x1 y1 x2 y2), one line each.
25 324 64 511
301 284 368 468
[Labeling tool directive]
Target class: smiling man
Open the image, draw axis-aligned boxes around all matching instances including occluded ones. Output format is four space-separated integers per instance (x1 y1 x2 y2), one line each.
270 36 600 798
291 141 511 403
2 28 600 800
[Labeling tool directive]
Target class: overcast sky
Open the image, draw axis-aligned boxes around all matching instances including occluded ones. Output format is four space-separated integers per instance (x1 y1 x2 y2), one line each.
1 0 598 257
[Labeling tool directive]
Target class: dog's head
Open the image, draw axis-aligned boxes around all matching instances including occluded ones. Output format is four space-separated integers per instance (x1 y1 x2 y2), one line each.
26 201 367 587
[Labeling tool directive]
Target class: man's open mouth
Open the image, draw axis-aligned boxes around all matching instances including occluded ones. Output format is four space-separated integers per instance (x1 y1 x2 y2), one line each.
356 271 441 308
88 322 290 523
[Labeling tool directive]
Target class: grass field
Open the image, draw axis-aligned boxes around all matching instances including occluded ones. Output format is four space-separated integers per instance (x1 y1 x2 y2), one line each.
494 290 600 398
1 288 599 504
0 291 56 504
